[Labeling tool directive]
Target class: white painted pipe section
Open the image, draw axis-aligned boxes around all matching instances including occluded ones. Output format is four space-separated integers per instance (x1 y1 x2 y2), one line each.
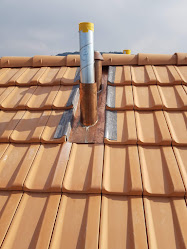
79 22 95 83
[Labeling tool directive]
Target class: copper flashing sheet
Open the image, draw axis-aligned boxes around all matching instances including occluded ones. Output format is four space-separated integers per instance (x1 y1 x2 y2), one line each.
62 144 104 193
99 195 148 249
144 197 187 249
164 111 187 145
0 191 23 247
131 65 156 85
0 144 40 190
175 66 187 85
1 193 61 249
158 85 187 110
133 85 163 110
139 146 185 196
105 110 137 144
10 110 51 143
61 67 80 85
108 66 131 85
135 111 171 145
106 85 134 110
50 194 101 249
52 85 79 109
26 86 60 110
173 146 187 195
42 109 74 143
15 67 45 86
24 143 71 192
0 111 25 142
153 66 182 85
103 145 142 195
0 86 37 110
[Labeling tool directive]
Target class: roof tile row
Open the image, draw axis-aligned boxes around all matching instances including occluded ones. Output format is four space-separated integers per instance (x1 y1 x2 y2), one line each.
108 65 187 85
0 143 186 196
0 85 79 110
106 85 187 110
105 110 187 145
1 192 187 249
0 110 74 143
0 67 79 86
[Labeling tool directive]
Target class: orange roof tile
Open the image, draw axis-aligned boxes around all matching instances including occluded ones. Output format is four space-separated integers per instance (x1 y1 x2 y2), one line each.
62 144 104 193
24 143 71 192
139 146 185 196
99 195 148 249
50 194 101 249
1 193 61 249
131 65 156 85
102 145 142 195
144 197 187 249
135 111 171 145
133 85 163 110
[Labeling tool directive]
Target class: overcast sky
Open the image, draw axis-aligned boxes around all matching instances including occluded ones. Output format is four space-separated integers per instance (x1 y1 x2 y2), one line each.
0 0 186 56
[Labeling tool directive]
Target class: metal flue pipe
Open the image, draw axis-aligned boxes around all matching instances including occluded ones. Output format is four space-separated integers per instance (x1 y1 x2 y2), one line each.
79 22 97 126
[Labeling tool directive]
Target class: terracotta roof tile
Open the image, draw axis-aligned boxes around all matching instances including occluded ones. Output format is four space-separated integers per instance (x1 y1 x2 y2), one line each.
173 146 187 195
50 193 101 249
164 111 187 145
153 66 182 85
106 85 134 110
105 110 137 144
0 86 37 110
62 144 104 193
61 67 80 85
0 143 9 159
41 110 68 143
24 143 71 192
0 191 23 247
144 197 187 249
38 67 62 85
131 65 156 85
108 66 131 85
139 146 185 196
135 111 171 145
1 193 61 249
0 144 40 190
102 145 142 195
52 85 79 109
158 85 187 110
0 87 15 105
0 111 25 142
99 195 148 249
26 86 60 110
0 68 27 86
175 66 187 84
15 67 45 86
133 85 163 110
0 87 7 96
10 110 51 143
183 84 187 94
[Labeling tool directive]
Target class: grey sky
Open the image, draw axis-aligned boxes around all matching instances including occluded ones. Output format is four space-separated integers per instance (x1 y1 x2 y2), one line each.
0 0 186 56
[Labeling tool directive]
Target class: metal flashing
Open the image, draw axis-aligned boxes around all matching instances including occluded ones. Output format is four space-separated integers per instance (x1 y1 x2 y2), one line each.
104 110 117 140
108 66 116 83
106 85 116 108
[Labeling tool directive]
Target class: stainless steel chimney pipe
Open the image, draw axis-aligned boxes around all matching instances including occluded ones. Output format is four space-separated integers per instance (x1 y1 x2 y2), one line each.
79 22 97 126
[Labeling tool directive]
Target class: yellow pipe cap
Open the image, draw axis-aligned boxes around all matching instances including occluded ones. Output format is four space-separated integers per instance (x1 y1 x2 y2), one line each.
123 49 131 54
79 22 94 32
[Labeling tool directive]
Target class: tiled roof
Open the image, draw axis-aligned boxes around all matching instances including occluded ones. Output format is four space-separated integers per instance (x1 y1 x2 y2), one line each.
0 53 186 249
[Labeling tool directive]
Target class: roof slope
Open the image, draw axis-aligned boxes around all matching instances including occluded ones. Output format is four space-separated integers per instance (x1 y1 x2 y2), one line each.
0 54 186 249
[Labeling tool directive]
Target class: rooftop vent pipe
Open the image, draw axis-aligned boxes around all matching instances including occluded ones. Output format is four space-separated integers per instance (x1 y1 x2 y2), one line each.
79 22 97 126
